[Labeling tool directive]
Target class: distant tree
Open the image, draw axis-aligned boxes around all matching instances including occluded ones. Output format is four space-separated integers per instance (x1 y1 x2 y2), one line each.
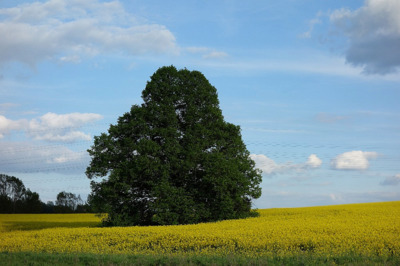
41 201 55 213
75 202 92 213
0 194 12 213
0 174 26 213
55 191 83 213
86 66 262 226
0 174 12 213
0 174 43 213
0 174 6 196
22 190 42 213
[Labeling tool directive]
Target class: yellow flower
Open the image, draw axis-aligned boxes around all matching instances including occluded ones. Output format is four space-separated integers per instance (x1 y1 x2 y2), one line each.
0 201 399 258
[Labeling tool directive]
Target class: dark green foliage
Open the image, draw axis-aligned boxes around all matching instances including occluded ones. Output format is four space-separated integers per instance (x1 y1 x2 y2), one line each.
55 191 84 213
0 174 90 214
41 201 55 214
0 194 12 213
21 190 42 213
0 174 42 213
86 66 262 226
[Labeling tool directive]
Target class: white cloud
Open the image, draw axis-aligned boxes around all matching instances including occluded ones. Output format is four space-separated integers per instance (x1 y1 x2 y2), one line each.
60 55 81 64
250 154 280 175
29 112 102 130
0 0 178 66
331 151 378 170
329 193 344 202
299 17 321 39
250 153 322 176
0 112 102 142
380 174 400 186
0 141 88 173
0 115 27 138
329 0 400 74
32 130 92 142
306 154 322 168
28 112 103 142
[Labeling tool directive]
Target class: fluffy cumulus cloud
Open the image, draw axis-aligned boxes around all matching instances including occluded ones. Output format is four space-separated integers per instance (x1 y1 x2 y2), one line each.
0 0 178 66
0 112 102 142
306 154 322 168
28 112 103 142
249 154 280 175
0 115 27 138
330 0 400 74
250 153 322 176
380 174 400 186
331 151 378 170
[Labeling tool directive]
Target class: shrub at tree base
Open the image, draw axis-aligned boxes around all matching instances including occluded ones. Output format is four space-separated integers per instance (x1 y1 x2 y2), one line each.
86 66 262 226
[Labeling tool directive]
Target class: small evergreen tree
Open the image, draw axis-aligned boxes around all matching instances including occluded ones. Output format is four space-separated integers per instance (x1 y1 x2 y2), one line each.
86 66 262 226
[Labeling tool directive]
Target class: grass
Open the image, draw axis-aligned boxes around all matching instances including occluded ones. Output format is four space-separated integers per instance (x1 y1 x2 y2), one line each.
1 252 400 266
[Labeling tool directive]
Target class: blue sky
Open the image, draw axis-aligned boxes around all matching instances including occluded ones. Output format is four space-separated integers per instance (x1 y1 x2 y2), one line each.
0 0 399 208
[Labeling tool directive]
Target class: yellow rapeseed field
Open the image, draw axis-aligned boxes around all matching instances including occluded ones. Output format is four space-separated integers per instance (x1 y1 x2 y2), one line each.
0 201 399 258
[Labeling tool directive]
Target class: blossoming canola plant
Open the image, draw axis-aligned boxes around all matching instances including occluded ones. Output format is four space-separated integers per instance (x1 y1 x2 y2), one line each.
0 213 101 232
0 202 399 258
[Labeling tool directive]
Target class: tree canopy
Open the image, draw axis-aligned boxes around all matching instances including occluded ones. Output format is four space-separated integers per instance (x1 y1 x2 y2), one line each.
0 174 41 213
55 191 84 213
86 66 262 226
0 174 90 214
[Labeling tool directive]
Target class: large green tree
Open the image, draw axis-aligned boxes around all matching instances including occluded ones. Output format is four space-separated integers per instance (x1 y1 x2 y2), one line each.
86 66 262 226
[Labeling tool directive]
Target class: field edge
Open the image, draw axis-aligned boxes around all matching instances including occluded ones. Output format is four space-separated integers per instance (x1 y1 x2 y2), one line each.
1 251 399 266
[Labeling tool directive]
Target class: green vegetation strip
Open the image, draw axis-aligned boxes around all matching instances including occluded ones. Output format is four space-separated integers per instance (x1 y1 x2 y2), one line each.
1 252 399 266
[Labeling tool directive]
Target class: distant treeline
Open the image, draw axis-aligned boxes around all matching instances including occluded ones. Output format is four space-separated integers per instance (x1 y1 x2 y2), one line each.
0 174 91 214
